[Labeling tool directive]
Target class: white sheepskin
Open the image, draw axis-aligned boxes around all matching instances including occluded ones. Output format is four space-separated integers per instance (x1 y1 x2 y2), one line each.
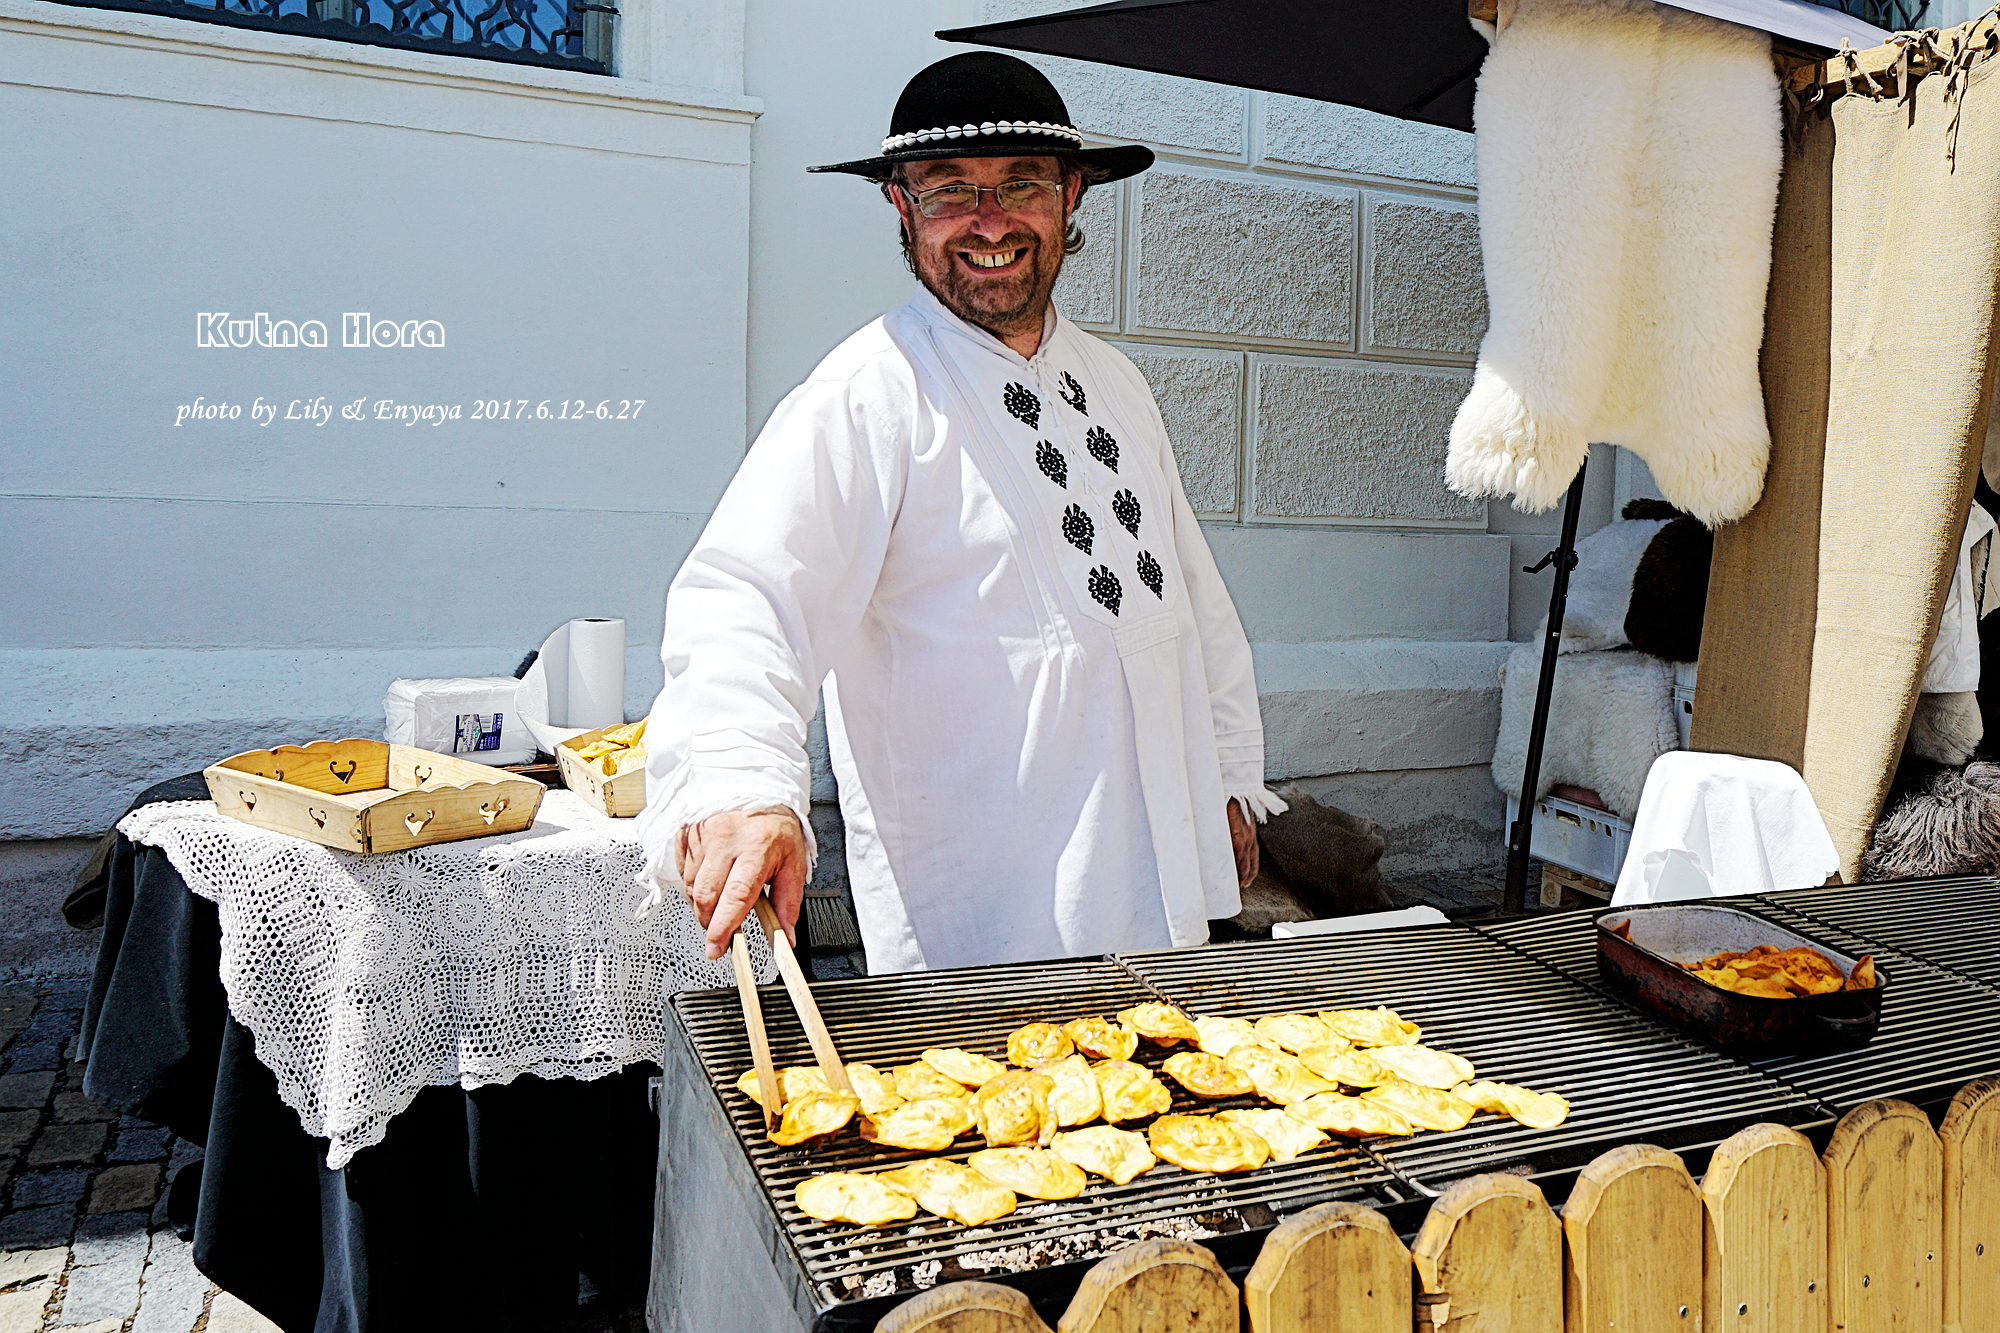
1492 641 1679 819
1539 516 1668 653
1448 0 1782 525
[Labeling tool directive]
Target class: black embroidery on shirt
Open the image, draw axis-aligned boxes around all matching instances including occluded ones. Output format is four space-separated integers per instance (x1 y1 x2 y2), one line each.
1112 489 1141 537
1004 382 1040 429
1061 504 1094 554
1086 426 1118 472
1137 551 1164 598
1087 565 1122 616
1057 372 1087 415
1036 441 1068 489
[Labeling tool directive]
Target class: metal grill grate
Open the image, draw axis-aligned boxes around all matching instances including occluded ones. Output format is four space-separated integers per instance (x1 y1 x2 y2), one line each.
1117 923 1822 1193
1765 876 2000 991
671 958 1400 1307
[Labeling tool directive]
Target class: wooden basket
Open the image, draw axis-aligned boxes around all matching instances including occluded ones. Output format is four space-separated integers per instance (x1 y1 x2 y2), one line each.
204 739 544 853
554 725 647 818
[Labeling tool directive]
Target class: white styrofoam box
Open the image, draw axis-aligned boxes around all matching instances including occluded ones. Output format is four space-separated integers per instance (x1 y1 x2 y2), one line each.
1505 792 1634 883
1671 683 1696 750
382 677 534 767
1271 906 1450 938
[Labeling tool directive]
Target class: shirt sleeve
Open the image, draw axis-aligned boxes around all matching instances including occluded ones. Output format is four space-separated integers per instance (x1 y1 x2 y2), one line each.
633 366 913 911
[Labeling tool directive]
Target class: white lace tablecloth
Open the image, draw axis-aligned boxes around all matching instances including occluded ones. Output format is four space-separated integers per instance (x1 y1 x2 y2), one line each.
118 790 772 1168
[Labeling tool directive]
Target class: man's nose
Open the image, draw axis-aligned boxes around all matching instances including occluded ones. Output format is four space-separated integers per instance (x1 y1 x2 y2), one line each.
968 190 1013 236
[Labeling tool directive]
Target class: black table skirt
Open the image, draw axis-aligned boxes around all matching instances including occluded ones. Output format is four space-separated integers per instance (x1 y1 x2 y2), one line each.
77 775 658 1333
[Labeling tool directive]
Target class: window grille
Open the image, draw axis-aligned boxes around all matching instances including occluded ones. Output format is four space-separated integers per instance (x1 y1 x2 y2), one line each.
48 0 613 74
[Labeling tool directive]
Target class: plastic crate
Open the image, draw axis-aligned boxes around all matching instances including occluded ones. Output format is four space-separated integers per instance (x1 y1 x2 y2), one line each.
1671 683 1696 750
1506 792 1634 883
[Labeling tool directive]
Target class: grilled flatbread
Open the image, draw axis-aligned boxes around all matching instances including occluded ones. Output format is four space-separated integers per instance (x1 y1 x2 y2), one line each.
794 1172 919 1227
1319 1006 1422 1048
1216 1108 1328 1161
1363 1081 1476 1132
735 1065 827 1110
967 1148 1087 1200
1224 1043 1337 1105
1051 1125 1157 1185
768 1090 859 1146
1007 1022 1075 1068
1148 1114 1270 1173
1093 1059 1173 1123
879 1160 1016 1226
977 1070 1057 1147
1064 1015 1140 1061
1285 1092 1414 1138
1041 1054 1103 1127
1369 1045 1476 1090
1460 1080 1571 1129
859 1096 976 1151
1162 1051 1255 1099
842 1064 904 1117
1117 1003 1199 1047
893 1061 974 1102
1192 1015 1262 1058
1296 1045 1393 1089
1254 1013 1335 1054
923 1047 1007 1089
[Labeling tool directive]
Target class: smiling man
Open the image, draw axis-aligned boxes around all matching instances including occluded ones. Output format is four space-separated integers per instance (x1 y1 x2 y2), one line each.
634 52 1283 974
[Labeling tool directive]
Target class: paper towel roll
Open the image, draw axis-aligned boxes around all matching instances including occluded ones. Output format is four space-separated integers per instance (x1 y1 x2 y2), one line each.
565 617 625 730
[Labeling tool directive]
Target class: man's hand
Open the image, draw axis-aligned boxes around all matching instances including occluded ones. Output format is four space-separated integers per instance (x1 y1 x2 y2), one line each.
1227 799 1259 890
675 807 809 961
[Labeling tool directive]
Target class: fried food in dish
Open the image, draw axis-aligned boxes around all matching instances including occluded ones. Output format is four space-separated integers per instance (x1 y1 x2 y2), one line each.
977 1070 1057 1147
1363 1081 1476 1132
1682 943 1872 998
1162 1051 1254 1099
575 719 647 775
923 1048 1007 1088
1117 1004 1200 1046
893 1061 974 1102
1041 1054 1103 1127
1216 1108 1328 1161
1847 954 1878 990
1093 1059 1173 1123
1296 1045 1393 1089
600 719 646 746
794 1172 919 1227
1369 1045 1476 1090
967 1148 1087 1200
735 1065 827 1110
1460 1081 1571 1129
1225 1044 1336 1105
859 1096 976 1151
1319 1006 1422 1048
878 1160 1016 1226
1064 1015 1140 1061
1006 1022 1074 1068
1193 1015 1262 1058
1285 1092 1414 1138
768 1090 859 1146
1254 1013 1335 1054
1148 1114 1270 1173
1051 1125 1157 1185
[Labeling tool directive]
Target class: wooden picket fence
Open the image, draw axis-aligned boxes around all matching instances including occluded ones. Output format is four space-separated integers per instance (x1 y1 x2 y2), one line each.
875 1078 2000 1333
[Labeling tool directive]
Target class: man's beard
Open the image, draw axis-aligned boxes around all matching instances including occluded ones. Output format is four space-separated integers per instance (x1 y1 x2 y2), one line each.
916 227 1064 344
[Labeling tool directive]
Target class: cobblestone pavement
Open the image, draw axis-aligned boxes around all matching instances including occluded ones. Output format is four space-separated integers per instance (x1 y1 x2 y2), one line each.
1383 860 1516 916
0 982 643 1333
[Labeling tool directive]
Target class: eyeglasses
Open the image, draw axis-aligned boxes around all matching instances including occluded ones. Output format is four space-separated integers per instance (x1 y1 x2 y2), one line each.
900 178 1064 220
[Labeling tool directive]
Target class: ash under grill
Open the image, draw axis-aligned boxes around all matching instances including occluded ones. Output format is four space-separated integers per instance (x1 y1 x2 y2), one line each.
1767 876 2000 990
669 957 1399 1314
1117 923 1821 1193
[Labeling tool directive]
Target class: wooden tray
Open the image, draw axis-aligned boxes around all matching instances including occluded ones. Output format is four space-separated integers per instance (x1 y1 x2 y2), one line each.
204 739 544 853
554 725 646 818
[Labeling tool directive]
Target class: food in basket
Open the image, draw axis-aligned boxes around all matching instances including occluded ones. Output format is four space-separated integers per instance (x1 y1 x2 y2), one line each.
1162 1051 1254 1099
795 1172 920 1227
1362 1081 1476 1132
1051 1125 1157 1184
1117 1003 1200 1046
768 1089 860 1146
894 1061 975 1101
878 1160 1016 1226
842 1064 905 1117
1041 1054 1103 1127
977 1070 1057 1147
859 1096 977 1151
1216 1108 1327 1161
1225 1044 1337 1105
1254 1013 1336 1054
1459 1080 1571 1129
967 1147 1087 1200
1284 1092 1414 1138
575 718 647 776
1006 1022 1075 1068
1192 1015 1262 1057
735 1065 827 1109
1064 1015 1140 1061
1149 1113 1270 1173
1319 1006 1422 1047
1369 1045 1476 1090
1296 1046 1393 1089
922 1047 1007 1088
1092 1059 1174 1123
1680 944 1875 998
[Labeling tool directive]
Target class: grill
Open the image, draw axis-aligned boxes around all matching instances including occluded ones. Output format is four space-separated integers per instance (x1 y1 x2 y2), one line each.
658 957 1402 1332
1118 923 1825 1195
1765 876 2000 989
1481 898 2000 1115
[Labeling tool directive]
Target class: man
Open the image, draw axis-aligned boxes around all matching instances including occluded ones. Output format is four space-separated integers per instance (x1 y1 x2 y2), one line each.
635 51 1282 974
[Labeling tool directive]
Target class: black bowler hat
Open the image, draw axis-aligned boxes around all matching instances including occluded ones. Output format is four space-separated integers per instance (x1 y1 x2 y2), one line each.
809 51 1154 182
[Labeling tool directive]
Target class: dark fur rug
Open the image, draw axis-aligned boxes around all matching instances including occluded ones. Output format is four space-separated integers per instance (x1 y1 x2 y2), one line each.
1863 760 2000 879
1623 500 1712 663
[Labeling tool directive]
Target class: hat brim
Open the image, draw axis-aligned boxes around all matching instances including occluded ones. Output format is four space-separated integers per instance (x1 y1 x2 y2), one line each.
809 141 1154 184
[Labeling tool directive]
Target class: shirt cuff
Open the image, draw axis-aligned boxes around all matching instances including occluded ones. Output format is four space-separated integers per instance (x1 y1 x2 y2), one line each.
1227 786 1288 824
632 769 817 921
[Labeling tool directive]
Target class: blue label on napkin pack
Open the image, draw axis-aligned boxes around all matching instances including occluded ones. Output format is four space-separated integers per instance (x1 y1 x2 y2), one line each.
455 713 503 753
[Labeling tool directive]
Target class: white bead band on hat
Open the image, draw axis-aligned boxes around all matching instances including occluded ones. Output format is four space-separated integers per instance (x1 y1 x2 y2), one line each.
880 121 1085 154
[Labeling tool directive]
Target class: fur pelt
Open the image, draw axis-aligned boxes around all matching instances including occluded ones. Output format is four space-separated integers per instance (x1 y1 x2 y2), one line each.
1907 690 1984 767
1625 512 1713 662
1256 784 1393 917
1541 515 1667 654
1863 761 2000 880
1493 641 1679 818
1446 0 1781 525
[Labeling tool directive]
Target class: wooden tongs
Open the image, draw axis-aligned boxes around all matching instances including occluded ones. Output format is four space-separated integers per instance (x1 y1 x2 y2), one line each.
732 894 851 1136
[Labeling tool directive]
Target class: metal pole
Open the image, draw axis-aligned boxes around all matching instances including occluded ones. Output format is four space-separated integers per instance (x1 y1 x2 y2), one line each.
1501 458 1590 917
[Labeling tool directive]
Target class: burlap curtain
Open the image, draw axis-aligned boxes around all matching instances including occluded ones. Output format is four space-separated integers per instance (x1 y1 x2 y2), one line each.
1694 38 2000 880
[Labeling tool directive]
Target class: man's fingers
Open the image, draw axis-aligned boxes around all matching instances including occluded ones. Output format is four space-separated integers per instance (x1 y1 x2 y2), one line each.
769 853 808 948
686 839 733 927
705 855 775 960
